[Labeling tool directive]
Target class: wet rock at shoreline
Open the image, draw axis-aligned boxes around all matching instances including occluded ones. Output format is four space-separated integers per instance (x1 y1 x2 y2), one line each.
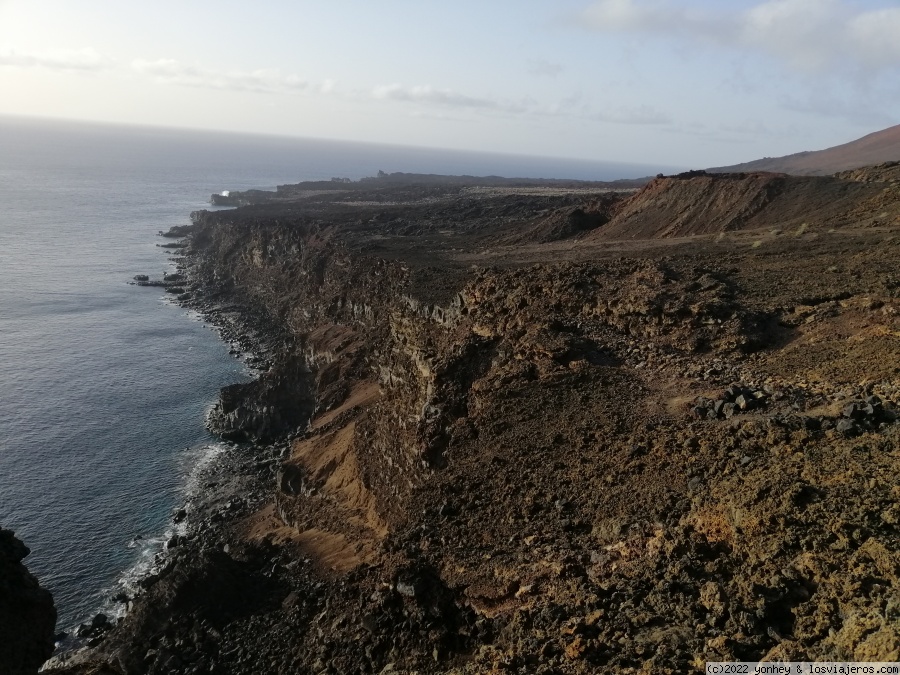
207 361 314 442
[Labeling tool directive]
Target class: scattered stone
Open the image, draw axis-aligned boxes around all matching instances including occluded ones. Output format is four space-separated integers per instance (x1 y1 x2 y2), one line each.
842 402 863 419
281 591 299 611
692 383 769 420
395 580 418 598
836 418 856 435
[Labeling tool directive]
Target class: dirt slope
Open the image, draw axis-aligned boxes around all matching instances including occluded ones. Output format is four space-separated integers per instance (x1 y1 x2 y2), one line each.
710 124 900 176
586 168 900 240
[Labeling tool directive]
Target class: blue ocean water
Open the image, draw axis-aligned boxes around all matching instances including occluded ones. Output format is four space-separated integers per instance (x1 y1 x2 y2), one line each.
0 115 673 630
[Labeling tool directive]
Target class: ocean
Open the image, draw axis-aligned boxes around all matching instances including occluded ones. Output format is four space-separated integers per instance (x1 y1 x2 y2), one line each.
0 115 673 630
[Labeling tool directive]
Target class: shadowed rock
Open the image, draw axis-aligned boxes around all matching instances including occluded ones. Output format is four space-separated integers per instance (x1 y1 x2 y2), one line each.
0 529 56 675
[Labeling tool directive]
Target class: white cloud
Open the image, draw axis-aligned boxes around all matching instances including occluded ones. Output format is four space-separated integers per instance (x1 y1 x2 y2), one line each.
579 0 900 73
372 83 513 111
373 82 671 126
781 87 899 128
849 8 900 69
586 105 671 125
581 0 727 38
739 0 847 70
527 59 564 78
718 120 774 136
131 58 328 94
0 47 113 71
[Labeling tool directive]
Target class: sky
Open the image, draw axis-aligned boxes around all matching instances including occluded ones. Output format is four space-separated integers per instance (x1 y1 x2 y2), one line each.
1 0 899 168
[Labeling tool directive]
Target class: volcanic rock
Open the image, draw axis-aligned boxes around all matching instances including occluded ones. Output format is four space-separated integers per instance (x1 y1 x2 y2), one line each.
0 529 56 675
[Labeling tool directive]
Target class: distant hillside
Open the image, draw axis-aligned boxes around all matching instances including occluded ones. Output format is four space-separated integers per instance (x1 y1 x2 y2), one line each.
210 171 650 206
710 124 900 176
585 165 900 240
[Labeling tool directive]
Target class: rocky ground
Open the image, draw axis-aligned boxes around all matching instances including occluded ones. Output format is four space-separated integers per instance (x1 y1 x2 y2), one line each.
37 168 900 674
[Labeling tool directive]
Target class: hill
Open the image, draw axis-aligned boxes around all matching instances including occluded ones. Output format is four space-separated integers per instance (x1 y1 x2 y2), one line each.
710 124 900 176
585 164 900 240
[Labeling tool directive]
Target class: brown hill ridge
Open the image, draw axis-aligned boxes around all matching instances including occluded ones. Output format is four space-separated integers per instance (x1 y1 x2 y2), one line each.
710 124 900 176
586 165 900 240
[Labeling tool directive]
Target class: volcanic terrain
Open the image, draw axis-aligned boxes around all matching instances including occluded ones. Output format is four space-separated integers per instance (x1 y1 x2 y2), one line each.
36 165 900 674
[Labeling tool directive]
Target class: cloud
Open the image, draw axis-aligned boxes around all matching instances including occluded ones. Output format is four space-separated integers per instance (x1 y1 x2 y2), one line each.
578 0 900 73
586 104 671 125
738 0 849 70
781 87 899 128
132 58 326 94
0 47 113 71
527 59 564 78
373 82 671 127
849 8 900 69
718 120 774 136
372 83 515 111
580 0 728 37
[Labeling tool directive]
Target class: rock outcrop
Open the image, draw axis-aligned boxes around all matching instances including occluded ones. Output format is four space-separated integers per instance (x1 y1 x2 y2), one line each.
207 359 315 442
0 529 56 675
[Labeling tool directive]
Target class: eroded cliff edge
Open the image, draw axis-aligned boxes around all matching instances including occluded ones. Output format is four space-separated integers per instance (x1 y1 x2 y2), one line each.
59 171 900 673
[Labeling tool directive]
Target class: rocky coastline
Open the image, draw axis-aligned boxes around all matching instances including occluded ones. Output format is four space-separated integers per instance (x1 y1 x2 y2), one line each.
21 168 900 673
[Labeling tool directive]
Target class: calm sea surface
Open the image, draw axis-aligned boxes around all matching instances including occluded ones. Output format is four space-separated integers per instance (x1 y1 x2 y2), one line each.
0 116 673 629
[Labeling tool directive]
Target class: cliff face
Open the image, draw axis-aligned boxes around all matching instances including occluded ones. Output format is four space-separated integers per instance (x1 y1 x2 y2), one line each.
0 529 56 675
184 205 776 544
186 211 444 529
63 173 900 673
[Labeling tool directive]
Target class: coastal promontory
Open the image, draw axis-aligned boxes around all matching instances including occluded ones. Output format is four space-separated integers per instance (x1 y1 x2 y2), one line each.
47 168 900 673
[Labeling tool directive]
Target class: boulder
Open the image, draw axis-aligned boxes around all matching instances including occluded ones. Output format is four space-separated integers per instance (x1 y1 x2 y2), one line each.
842 402 864 420
395 579 419 598
836 418 857 435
